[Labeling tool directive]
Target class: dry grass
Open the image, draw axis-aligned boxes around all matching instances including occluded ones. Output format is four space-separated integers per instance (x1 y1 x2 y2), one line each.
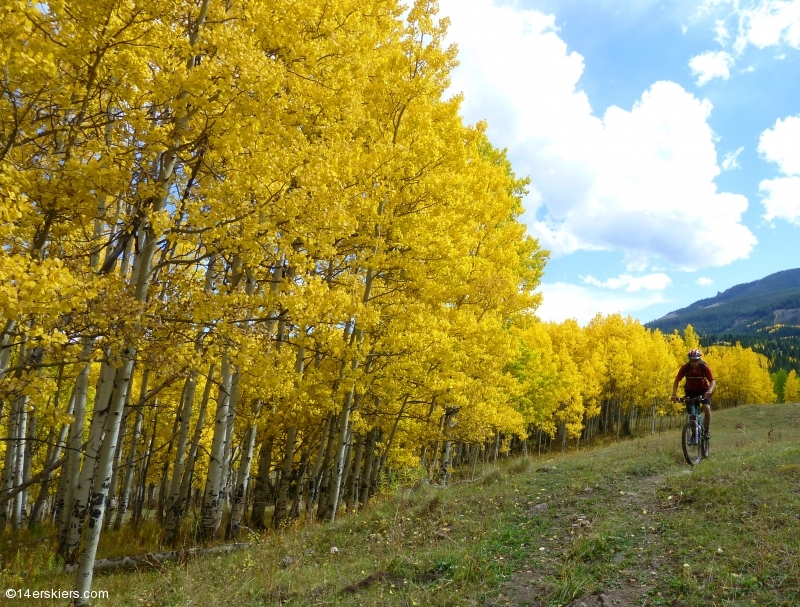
3 403 800 606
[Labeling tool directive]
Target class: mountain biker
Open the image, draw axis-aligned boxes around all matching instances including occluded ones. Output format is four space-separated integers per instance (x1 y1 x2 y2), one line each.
671 349 716 439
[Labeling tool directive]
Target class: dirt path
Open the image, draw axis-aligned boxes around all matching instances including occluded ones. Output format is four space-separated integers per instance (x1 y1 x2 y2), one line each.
491 457 695 606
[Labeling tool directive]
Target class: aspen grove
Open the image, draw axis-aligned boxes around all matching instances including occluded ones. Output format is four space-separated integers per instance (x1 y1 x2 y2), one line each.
0 0 775 602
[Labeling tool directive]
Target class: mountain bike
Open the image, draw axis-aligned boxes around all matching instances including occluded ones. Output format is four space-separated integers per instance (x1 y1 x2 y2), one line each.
680 396 709 466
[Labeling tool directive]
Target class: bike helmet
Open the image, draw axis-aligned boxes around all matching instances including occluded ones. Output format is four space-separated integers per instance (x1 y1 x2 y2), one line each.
688 349 702 360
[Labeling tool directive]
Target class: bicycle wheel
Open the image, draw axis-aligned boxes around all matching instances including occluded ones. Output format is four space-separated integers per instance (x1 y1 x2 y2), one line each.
682 422 702 465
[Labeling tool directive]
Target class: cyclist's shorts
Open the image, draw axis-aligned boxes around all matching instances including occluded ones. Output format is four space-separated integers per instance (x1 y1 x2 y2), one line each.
685 390 711 409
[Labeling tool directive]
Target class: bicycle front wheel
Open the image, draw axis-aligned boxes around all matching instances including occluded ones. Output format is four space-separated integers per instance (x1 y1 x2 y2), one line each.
682 422 702 466
701 435 710 459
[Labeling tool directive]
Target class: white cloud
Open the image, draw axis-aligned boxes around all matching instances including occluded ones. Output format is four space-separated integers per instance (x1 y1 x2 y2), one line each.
760 177 800 222
758 115 800 222
696 277 714 285
758 115 800 174
715 19 731 45
689 50 734 84
440 0 755 272
735 0 800 52
721 146 744 170
581 272 672 291
700 0 737 11
693 1 800 86
536 282 666 324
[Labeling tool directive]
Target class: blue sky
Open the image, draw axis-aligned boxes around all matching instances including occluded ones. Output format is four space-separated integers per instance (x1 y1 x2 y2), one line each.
438 0 800 324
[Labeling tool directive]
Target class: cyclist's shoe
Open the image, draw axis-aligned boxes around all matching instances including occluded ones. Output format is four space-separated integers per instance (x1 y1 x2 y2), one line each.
688 435 697 446
703 429 710 440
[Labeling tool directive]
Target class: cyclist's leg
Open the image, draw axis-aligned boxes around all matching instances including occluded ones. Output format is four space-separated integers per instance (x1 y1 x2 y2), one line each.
684 395 697 443
702 396 712 437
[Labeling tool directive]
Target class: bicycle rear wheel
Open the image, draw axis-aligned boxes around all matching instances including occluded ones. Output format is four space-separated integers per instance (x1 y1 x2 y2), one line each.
682 422 702 465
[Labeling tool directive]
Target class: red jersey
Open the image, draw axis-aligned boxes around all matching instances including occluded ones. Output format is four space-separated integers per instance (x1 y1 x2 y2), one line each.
676 362 714 392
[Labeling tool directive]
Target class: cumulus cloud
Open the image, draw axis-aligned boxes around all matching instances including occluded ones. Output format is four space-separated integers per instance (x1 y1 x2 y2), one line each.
735 0 800 51
696 277 714 285
689 50 734 84
760 177 800 222
721 146 744 170
758 115 800 173
581 273 672 291
536 282 666 324
439 0 755 271
758 115 800 222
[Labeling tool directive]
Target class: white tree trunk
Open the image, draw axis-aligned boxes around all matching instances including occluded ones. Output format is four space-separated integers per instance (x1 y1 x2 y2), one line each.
219 371 239 516
176 364 214 521
272 425 297 528
326 200 382 520
0 383 20 527
359 429 377 506
103 397 132 530
113 400 143 530
12 394 29 528
163 371 198 538
31 392 73 526
0 319 16 381
61 354 116 561
315 414 337 519
57 340 93 541
345 433 365 512
200 354 231 538
326 326 365 522
74 357 135 602
305 416 330 516
226 404 259 538
249 432 274 528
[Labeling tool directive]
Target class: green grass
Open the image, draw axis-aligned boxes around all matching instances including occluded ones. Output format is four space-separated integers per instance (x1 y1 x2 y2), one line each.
3 403 800 606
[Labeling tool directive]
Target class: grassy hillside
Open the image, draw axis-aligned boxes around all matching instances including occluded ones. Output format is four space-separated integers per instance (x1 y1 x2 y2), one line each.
3 404 800 606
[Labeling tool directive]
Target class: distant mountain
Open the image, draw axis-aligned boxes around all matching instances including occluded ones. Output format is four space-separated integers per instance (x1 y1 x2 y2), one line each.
646 268 800 337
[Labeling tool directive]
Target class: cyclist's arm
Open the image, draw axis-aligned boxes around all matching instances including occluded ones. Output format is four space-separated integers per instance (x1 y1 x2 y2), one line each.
704 366 715 397
671 366 685 401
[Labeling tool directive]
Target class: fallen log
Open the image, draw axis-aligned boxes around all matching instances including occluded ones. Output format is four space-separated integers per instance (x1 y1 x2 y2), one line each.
64 542 252 573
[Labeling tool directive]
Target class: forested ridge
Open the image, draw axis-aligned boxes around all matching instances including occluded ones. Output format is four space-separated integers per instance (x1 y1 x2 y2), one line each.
0 0 777 603
647 268 800 337
646 268 800 375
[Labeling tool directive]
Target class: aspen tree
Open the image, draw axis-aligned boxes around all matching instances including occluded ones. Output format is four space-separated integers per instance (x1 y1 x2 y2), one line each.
6 0 784 592
74 360 135 599
162 372 198 536
249 433 274 529
784 370 800 403
226 399 260 539
200 354 232 538
29 392 74 527
113 404 142 530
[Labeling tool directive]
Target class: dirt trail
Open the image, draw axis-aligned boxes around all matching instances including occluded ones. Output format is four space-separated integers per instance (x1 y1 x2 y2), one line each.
493 461 695 607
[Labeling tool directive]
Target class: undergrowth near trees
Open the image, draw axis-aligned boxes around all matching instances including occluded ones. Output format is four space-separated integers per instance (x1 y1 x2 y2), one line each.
2 403 799 606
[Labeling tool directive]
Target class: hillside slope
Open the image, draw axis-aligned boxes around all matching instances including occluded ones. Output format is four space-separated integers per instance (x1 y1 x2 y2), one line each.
647 268 800 336
12 404 800 606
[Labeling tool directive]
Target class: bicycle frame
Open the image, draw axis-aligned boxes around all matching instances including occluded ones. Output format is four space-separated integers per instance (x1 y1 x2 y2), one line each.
680 396 709 465
686 398 702 425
